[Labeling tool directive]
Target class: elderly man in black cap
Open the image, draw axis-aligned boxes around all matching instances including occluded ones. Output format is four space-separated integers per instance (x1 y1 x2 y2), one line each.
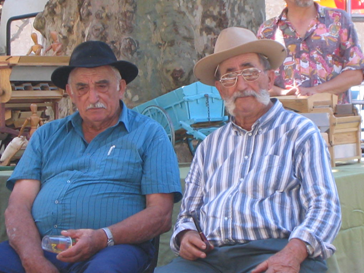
0 41 182 273
156 27 341 273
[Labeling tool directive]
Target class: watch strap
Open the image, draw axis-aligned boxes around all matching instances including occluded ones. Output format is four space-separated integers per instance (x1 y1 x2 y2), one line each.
102 227 114 247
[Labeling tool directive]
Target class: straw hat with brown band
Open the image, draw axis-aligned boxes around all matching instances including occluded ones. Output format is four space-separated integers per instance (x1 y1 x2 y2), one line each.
193 27 287 87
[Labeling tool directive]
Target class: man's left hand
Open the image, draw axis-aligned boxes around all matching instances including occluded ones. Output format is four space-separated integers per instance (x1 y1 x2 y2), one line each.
56 229 106 263
251 239 308 273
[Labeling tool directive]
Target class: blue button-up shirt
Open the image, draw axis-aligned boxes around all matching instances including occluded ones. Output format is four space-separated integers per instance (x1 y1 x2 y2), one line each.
8 101 182 236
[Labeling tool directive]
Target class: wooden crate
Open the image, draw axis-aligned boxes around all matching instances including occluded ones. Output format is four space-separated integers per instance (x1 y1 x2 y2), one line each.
329 114 362 166
274 93 338 113
309 108 361 166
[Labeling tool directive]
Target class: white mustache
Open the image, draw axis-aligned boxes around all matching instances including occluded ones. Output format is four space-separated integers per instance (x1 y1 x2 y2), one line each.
231 90 257 101
224 89 270 117
86 101 107 110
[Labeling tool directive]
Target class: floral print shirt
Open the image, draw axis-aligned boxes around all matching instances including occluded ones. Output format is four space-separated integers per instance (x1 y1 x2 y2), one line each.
257 3 364 104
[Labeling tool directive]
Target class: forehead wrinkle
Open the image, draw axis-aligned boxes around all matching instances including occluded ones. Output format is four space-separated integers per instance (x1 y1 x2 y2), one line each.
225 62 254 73
226 62 255 73
71 66 115 81
75 82 87 88
220 52 260 73
74 78 110 87
95 79 110 84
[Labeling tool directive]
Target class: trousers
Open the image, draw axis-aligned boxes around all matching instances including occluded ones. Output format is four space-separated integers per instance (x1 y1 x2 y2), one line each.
0 240 153 273
155 238 327 273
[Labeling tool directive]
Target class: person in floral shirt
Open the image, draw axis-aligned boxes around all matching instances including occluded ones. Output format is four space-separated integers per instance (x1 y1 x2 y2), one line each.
258 0 364 104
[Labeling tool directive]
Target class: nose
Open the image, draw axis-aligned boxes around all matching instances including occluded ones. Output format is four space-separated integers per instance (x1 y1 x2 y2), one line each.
235 74 249 89
88 86 99 103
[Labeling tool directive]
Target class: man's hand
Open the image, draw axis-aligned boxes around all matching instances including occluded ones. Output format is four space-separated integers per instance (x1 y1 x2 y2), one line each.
296 86 317 97
251 249 301 273
251 239 308 273
269 86 297 96
178 230 214 260
269 85 317 97
56 229 106 263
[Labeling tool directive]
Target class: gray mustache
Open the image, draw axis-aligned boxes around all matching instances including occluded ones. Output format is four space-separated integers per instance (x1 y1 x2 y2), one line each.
231 90 257 100
86 102 107 110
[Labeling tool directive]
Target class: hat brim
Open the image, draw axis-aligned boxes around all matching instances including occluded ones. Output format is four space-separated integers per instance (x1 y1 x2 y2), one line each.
51 60 138 90
194 39 286 86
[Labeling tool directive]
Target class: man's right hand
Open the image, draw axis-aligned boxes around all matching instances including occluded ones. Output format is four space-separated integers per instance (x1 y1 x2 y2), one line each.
177 230 214 260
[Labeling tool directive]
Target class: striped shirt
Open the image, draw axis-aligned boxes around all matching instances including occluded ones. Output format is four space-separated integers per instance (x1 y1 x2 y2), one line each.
171 99 341 259
8 101 182 237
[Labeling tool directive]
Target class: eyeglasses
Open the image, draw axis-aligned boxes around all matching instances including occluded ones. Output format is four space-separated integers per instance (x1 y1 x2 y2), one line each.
219 67 263 87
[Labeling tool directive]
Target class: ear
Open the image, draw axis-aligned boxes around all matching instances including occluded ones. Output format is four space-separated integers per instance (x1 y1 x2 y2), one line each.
65 84 76 103
118 79 127 100
266 70 276 90
215 80 227 100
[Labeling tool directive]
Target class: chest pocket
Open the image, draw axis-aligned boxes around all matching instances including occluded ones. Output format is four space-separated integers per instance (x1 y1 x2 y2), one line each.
95 146 143 184
242 154 299 200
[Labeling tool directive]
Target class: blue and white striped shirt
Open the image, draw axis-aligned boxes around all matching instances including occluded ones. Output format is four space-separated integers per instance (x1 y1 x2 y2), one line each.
171 99 341 259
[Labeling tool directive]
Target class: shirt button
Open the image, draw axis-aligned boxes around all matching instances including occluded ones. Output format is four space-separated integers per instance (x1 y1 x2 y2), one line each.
244 156 248 160
55 200 59 204
54 225 58 228
225 217 228 220
248 133 252 136
67 180 71 183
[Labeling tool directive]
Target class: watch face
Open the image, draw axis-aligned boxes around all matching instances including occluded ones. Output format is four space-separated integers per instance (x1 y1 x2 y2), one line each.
107 238 114 246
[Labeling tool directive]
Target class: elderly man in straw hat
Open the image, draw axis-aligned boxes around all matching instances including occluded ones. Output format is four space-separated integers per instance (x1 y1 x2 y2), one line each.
156 27 340 273
0 41 182 272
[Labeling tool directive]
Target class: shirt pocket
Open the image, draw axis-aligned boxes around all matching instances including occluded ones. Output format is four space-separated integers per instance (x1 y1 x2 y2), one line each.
94 146 143 184
243 154 298 200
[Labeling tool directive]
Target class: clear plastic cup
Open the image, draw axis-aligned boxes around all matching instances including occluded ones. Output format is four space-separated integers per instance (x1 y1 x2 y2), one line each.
41 235 74 253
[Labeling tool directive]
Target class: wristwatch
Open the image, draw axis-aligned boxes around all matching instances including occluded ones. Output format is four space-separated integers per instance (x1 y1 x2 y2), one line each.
306 243 314 256
102 227 114 247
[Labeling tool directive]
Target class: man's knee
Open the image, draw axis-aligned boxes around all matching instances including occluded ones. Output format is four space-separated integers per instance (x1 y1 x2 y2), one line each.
0 241 24 273
155 257 218 273
300 257 327 273
78 244 150 273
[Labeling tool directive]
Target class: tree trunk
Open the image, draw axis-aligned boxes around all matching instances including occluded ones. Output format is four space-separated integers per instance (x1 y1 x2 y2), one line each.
35 0 264 109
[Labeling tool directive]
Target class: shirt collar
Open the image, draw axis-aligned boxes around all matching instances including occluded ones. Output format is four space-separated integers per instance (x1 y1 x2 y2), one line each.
277 2 323 23
316 3 326 18
66 100 131 132
230 98 283 133
258 98 283 128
